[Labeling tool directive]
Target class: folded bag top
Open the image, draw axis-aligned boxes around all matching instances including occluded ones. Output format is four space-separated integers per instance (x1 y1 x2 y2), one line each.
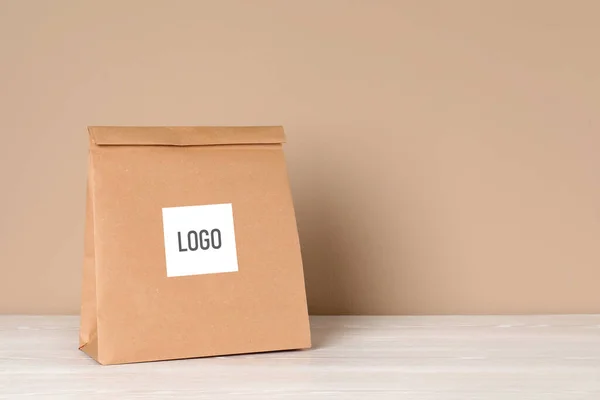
88 125 286 146
80 126 311 365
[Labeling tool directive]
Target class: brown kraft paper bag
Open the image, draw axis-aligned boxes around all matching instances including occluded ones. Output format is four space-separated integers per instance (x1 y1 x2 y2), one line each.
79 126 311 365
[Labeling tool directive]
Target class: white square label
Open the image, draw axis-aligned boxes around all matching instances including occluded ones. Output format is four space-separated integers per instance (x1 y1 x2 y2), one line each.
161 203 239 277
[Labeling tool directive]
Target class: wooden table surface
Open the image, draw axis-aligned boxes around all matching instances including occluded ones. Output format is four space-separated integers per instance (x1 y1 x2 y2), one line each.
1 315 600 399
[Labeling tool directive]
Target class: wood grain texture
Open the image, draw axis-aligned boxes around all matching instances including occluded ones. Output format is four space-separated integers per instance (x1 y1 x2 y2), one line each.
1 315 600 399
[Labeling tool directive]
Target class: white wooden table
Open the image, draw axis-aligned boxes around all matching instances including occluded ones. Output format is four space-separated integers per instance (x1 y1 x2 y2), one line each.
1 315 599 399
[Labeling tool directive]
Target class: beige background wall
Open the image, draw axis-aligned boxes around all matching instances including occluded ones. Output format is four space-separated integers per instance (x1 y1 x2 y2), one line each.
1 0 599 315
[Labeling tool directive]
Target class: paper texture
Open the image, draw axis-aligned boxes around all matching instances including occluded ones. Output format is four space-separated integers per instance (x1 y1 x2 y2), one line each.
79 126 311 365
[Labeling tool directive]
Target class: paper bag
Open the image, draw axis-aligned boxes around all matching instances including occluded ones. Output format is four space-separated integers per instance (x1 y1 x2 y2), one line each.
79 126 311 365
